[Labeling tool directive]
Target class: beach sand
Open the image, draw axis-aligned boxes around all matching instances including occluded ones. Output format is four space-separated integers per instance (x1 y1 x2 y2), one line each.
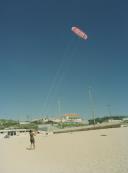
0 127 128 173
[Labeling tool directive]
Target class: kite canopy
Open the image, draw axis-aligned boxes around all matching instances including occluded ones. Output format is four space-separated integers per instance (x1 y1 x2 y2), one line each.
71 27 88 40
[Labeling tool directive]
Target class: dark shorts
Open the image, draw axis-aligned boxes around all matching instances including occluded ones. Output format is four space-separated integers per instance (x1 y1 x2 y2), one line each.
30 138 35 144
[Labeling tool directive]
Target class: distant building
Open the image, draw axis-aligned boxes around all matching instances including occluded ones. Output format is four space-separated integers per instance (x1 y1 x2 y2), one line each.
64 113 82 123
64 113 80 118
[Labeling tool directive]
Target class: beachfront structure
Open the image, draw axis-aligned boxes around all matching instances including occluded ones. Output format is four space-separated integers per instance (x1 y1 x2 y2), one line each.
64 113 83 123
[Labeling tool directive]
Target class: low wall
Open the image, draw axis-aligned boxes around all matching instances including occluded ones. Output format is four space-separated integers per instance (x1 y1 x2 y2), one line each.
53 122 121 134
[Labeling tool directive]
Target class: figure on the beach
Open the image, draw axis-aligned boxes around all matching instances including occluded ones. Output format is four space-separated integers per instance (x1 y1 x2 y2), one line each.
29 130 35 149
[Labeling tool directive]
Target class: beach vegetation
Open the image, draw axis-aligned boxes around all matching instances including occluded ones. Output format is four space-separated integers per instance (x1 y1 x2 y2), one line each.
0 119 38 130
0 119 19 129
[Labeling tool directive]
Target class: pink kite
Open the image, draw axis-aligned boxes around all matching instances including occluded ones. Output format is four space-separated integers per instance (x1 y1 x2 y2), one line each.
71 27 88 40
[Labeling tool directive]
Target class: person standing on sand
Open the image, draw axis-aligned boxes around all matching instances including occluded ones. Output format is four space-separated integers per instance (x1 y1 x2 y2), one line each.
29 130 35 149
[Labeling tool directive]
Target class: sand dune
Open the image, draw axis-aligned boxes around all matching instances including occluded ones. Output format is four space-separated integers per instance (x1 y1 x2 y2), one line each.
0 127 128 173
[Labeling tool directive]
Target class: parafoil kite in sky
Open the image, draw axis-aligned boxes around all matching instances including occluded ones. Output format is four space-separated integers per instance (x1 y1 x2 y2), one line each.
71 26 88 40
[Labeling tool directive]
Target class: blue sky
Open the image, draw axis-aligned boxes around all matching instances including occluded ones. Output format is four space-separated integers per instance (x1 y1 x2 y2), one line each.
0 0 128 120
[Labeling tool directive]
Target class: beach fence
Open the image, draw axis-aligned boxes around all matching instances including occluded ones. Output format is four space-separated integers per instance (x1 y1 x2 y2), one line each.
0 129 29 138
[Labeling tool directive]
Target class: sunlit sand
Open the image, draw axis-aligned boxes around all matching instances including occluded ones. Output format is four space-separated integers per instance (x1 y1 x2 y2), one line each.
1 127 128 173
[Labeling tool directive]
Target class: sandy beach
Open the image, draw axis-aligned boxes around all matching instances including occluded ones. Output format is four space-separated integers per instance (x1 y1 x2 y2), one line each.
1 127 128 173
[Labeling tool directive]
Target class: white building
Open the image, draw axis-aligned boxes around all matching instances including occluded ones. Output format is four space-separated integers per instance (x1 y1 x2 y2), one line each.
64 113 87 123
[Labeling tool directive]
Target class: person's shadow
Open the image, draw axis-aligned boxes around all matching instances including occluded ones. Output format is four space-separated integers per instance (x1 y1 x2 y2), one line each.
26 147 34 150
